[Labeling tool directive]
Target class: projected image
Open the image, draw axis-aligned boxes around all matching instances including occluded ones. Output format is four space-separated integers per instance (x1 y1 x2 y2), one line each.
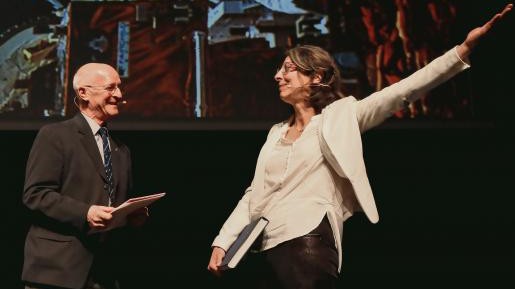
0 0 473 122
66 1 206 119
206 0 470 120
0 1 64 118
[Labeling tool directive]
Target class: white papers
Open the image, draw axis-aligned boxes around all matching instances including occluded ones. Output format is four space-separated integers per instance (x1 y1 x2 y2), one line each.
89 192 166 234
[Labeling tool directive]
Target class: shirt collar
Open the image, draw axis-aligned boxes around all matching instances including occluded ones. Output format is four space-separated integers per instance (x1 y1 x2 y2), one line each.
81 112 103 135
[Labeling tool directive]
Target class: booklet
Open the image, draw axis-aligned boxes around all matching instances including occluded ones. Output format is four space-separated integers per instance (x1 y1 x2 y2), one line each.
218 217 269 270
89 192 166 234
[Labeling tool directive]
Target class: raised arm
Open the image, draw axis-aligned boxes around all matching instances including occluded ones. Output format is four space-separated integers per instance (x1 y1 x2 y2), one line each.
356 3 512 132
456 4 513 59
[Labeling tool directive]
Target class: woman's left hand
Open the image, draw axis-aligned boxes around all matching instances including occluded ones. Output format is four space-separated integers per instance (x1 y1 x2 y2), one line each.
457 3 512 59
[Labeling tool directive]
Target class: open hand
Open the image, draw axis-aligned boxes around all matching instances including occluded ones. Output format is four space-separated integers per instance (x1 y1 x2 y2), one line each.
457 4 512 59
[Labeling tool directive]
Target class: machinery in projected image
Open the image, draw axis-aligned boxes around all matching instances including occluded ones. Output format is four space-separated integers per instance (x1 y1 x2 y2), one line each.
0 0 474 122
0 0 331 121
206 0 473 120
0 0 207 119
205 0 330 119
66 0 206 118
0 16 64 117
208 0 328 48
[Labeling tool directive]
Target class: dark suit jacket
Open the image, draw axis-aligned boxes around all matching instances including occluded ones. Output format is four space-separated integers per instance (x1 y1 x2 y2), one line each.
22 113 132 289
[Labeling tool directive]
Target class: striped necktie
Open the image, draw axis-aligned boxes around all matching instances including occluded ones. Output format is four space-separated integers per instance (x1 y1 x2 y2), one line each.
98 127 115 206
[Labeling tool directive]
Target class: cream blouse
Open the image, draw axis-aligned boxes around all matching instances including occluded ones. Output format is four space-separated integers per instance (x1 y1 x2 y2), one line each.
257 115 356 271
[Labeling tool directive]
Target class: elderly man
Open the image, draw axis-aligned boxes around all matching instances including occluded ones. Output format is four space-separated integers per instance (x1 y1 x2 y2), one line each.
22 63 145 289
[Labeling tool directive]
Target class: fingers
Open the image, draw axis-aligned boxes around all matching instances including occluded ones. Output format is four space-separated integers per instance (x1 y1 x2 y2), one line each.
485 12 504 32
207 253 220 271
104 206 114 213
207 247 226 277
466 3 513 51
207 259 220 276
87 205 114 228
487 4 513 30
207 263 222 277
95 207 113 222
501 4 513 17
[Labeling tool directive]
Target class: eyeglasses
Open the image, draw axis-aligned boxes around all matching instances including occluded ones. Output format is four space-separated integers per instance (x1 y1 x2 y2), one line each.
277 62 298 74
84 84 122 94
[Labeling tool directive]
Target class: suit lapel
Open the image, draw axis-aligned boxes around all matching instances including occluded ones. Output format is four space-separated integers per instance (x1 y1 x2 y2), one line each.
72 114 107 182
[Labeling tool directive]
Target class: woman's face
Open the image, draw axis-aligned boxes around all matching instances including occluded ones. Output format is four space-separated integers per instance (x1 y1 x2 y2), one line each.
274 57 313 105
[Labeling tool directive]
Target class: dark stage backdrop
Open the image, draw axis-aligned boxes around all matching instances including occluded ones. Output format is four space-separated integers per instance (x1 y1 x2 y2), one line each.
5 127 515 289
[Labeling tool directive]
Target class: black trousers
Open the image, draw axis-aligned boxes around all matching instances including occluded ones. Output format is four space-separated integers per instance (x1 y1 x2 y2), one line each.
254 216 339 289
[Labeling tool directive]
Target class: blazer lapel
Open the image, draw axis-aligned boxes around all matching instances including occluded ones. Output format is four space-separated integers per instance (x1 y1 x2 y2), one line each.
73 114 107 182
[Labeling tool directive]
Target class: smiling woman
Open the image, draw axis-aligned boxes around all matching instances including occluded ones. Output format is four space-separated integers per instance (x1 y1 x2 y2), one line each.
273 46 345 141
207 4 513 289
275 45 346 137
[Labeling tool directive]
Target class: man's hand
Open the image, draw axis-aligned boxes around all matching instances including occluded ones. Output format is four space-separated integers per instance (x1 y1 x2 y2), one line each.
87 205 114 229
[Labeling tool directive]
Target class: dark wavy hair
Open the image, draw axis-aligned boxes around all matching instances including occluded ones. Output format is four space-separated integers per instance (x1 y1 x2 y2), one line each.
285 45 345 114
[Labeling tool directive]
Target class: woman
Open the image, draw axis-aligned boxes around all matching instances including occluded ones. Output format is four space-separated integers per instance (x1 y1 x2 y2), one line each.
208 4 512 289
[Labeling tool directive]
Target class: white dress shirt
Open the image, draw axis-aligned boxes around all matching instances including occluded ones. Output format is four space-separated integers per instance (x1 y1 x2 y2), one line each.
81 112 110 163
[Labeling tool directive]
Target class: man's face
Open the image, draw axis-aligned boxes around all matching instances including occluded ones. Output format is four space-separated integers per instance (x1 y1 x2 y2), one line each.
78 65 123 123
